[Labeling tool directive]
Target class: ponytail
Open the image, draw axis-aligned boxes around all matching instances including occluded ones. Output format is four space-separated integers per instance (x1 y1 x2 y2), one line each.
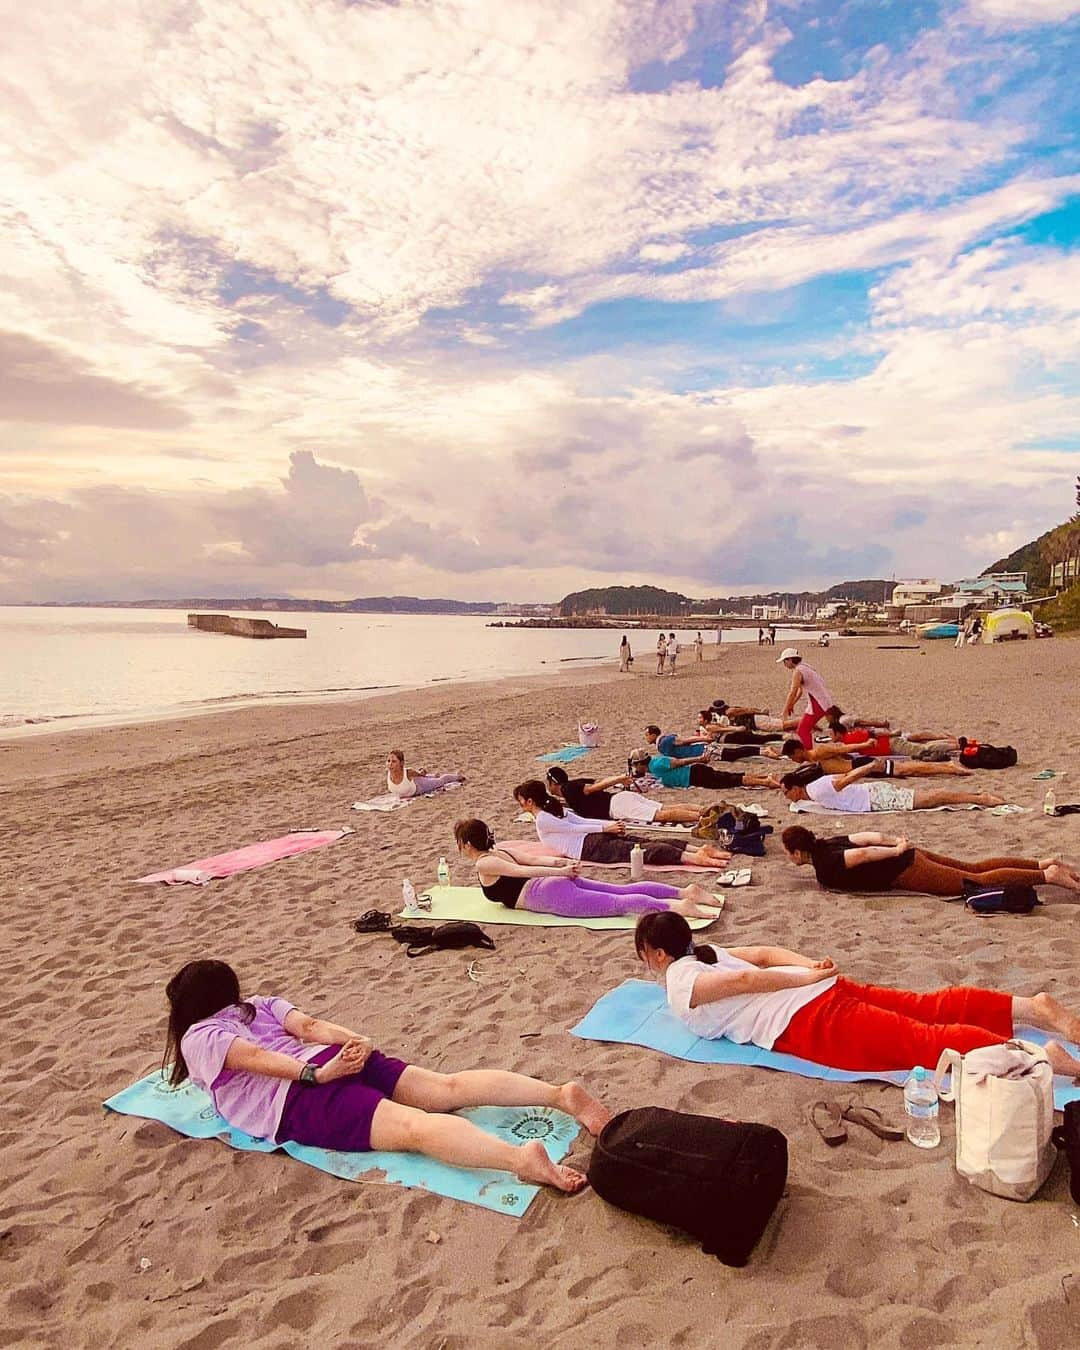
513 778 565 818
634 911 717 965
454 818 496 852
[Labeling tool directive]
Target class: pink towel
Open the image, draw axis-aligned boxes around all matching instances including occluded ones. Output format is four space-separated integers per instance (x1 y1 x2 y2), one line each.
135 830 350 885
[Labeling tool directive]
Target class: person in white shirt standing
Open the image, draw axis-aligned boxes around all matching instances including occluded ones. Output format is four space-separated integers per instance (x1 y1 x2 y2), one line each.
666 632 679 676
777 648 834 748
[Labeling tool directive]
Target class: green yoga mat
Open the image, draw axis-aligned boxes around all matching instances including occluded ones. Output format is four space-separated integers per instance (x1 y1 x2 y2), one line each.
399 885 720 931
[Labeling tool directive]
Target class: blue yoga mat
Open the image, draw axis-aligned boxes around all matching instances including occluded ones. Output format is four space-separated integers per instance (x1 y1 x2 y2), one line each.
571 980 1080 1110
536 745 592 763
105 1070 580 1217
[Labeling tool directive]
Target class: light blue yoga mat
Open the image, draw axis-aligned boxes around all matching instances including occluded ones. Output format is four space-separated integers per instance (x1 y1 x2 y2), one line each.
536 745 592 764
105 1070 580 1217
571 980 1080 1109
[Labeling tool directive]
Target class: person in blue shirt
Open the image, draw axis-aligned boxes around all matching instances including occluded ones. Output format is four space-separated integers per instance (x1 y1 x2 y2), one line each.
632 748 779 792
645 726 760 765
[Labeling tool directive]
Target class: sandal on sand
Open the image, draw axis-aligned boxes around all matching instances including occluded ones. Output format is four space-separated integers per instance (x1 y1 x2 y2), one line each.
808 1101 847 1146
352 910 392 934
841 1104 904 1141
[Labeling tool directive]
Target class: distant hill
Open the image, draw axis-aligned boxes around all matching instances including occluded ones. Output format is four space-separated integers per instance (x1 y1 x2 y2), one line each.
982 531 1060 593
35 595 499 615
559 585 689 616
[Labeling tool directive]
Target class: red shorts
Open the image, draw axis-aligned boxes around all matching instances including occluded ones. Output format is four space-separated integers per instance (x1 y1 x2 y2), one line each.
796 698 827 749
773 978 1013 1071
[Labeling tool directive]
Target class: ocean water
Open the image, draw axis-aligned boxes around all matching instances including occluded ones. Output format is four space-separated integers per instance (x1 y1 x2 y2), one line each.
0 607 817 737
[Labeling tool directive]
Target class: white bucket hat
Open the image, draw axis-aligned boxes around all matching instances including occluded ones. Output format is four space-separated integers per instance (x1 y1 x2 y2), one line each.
776 647 801 662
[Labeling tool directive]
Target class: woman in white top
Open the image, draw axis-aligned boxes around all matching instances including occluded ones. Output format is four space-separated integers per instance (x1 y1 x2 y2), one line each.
512 780 730 868
386 749 465 799
633 912 1080 1074
780 764 1003 814
777 649 834 749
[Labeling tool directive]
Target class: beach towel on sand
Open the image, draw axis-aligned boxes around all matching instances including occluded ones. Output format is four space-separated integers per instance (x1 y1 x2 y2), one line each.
788 801 1025 817
536 746 592 764
135 829 351 885
352 781 462 812
105 1071 578 1217
571 981 1080 1110
399 885 720 931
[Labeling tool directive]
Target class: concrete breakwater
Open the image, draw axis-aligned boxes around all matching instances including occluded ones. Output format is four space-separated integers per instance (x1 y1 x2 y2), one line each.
187 613 307 639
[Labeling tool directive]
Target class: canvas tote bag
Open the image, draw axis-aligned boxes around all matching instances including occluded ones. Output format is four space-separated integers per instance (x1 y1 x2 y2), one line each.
933 1040 1056 1201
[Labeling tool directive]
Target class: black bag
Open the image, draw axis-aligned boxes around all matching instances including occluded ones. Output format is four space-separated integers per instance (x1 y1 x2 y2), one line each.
587 1107 787 1266
1052 1101 1080 1206
390 920 496 959
962 879 1041 914
958 740 1017 770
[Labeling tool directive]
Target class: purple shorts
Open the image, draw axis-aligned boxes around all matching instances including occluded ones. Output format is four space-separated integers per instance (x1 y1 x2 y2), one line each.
276 1046 409 1153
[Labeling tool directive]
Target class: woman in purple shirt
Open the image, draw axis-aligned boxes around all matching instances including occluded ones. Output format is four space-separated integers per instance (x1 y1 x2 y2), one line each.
165 960 608 1191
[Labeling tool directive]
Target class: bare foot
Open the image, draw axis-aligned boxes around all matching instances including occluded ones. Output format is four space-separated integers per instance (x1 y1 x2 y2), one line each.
557 1081 611 1136
674 896 723 919
975 793 1005 806
684 882 722 906
1045 863 1080 893
515 1140 588 1192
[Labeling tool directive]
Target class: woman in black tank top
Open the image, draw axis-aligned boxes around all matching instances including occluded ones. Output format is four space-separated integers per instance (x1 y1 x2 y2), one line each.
453 818 727 920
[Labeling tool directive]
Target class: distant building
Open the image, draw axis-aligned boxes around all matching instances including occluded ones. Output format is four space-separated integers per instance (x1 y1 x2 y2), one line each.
891 579 941 607
751 604 783 621
945 573 1029 606
1051 558 1080 588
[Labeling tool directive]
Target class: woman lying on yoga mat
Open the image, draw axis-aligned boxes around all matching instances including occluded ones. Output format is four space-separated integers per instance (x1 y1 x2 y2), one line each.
164 960 609 1192
781 765 1004 813
780 825 1080 896
634 912 1080 1076
544 765 707 826
513 780 732 869
454 819 725 919
766 739 972 780
386 750 465 800
386 750 465 799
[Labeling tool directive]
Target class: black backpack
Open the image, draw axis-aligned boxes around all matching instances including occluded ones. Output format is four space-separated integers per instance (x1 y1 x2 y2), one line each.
962 879 1041 915
1053 1102 1080 1206
958 740 1017 770
587 1107 787 1266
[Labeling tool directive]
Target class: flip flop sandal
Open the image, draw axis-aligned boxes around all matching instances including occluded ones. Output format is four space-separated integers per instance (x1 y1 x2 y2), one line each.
352 910 392 934
808 1100 847 1146
841 1104 904 1141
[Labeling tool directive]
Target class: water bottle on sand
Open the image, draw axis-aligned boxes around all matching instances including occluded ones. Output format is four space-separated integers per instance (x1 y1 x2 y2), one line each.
630 843 645 882
402 878 419 916
437 856 450 886
903 1066 940 1148
1044 788 1057 816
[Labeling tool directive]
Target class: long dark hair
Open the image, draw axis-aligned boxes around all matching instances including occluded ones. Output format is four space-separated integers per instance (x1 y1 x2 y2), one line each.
634 912 717 965
454 818 496 852
164 960 253 1087
514 778 565 818
545 765 569 790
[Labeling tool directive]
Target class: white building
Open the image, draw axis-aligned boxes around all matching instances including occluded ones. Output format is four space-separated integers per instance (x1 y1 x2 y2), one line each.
751 604 783 621
891 579 941 607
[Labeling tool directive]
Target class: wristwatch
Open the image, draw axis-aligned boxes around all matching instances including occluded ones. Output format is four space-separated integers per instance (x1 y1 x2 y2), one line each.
298 1063 319 1086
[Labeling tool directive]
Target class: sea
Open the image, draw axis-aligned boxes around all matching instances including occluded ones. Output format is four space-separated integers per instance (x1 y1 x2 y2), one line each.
0 607 820 738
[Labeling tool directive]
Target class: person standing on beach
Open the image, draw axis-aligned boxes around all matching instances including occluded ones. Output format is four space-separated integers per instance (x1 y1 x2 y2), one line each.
757 627 764 646
667 633 679 676
656 632 667 675
778 648 834 749
769 625 777 646
619 635 632 673
716 625 722 646
694 632 704 663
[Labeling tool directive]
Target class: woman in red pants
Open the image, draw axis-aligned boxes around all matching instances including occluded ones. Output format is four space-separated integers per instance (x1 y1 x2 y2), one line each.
634 912 1080 1075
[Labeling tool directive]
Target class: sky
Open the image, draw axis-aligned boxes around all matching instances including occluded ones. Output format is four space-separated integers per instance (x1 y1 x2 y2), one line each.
1 0 1078 604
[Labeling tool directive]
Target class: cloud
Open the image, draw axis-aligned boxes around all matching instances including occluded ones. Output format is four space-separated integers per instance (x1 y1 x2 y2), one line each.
965 1 1080 27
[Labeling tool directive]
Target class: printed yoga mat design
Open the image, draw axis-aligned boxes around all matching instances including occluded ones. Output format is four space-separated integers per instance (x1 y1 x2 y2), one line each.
105 1070 579 1217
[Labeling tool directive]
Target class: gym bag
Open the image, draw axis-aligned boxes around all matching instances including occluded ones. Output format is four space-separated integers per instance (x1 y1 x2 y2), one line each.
962 879 1041 915
957 740 1017 770
1052 1101 1080 1206
933 1040 1056 1201
391 920 496 959
586 1106 787 1266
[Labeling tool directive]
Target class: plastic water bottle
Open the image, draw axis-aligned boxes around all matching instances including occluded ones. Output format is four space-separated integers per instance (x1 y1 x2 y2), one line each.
629 842 645 882
903 1066 941 1148
437 856 450 886
1044 787 1057 816
402 878 419 915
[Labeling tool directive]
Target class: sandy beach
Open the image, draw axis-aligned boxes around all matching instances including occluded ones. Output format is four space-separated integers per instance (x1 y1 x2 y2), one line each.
3 635 1080 1349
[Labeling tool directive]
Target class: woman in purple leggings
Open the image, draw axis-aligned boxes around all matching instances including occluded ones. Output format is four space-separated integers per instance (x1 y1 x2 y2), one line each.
165 960 609 1192
386 749 465 800
453 819 725 919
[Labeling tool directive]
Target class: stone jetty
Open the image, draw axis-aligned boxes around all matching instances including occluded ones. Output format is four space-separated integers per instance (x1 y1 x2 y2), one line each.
187 613 307 639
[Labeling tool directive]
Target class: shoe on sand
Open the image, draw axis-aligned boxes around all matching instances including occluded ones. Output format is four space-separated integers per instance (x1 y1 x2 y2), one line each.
808 1100 847 1146
841 1104 904 1141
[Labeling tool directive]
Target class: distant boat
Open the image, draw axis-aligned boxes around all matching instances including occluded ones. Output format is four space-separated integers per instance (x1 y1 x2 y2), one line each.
917 622 959 640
